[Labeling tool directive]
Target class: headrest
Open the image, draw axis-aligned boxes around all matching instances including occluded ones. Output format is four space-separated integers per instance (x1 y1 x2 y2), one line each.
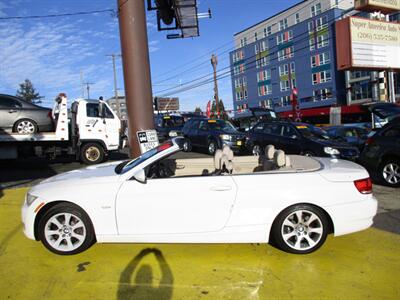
214 149 223 170
274 150 286 167
265 145 275 160
221 155 233 173
222 144 234 161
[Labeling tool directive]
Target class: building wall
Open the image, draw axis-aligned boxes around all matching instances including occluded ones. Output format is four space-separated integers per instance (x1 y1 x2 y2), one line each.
230 3 349 116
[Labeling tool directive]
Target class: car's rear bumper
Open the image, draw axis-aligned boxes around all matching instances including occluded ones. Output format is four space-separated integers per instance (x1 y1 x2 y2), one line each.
325 196 378 236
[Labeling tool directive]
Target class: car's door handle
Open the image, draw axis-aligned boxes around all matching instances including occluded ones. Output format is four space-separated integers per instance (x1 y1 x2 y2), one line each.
8 109 17 113
210 186 232 191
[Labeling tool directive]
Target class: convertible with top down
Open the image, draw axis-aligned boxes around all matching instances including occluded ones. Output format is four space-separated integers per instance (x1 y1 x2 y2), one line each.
21 137 377 255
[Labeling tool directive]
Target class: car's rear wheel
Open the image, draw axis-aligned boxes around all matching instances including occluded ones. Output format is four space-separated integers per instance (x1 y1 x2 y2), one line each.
271 204 329 254
14 119 38 134
379 158 400 187
182 139 192 152
38 203 95 255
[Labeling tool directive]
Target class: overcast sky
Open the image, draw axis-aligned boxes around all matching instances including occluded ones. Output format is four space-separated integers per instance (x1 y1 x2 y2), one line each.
0 0 299 111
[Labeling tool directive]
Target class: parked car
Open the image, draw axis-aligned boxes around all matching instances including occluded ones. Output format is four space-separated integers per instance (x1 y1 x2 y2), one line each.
22 137 377 255
232 107 279 132
245 121 360 160
359 116 400 187
154 114 185 142
0 94 53 134
324 125 369 151
182 118 246 154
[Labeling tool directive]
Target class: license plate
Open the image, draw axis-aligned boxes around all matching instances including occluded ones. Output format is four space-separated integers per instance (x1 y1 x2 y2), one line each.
236 141 242 146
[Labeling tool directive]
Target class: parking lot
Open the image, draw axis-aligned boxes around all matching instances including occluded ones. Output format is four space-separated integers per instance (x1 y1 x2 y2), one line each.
0 151 399 299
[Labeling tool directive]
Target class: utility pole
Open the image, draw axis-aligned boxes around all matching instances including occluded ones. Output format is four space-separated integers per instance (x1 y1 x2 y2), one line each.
211 54 219 118
106 54 122 117
118 0 155 158
83 82 94 99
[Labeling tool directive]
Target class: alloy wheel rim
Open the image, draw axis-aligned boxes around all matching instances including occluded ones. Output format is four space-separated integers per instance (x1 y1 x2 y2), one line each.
383 163 400 184
183 141 189 151
44 213 86 252
86 147 100 162
209 142 215 154
252 145 261 156
17 121 35 134
281 210 323 251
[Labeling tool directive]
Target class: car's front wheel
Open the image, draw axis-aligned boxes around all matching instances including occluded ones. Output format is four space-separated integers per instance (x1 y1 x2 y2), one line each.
271 204 329 254
182 138 192 152
38 203 96 255
207 140 217 155
379 158 400 187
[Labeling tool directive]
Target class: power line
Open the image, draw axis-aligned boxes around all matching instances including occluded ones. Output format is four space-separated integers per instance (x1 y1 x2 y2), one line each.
0 9 114 20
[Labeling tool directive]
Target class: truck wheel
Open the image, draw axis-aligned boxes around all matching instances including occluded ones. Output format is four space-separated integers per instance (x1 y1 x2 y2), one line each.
38 203 96 255
80 143 105 165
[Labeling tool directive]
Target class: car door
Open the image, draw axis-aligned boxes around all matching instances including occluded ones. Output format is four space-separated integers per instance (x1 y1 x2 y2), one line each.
116 175 237 234
259 123 280 149
0 96 22 129
103 103 120 147
184 119 200 146
81 102 107 139
196 120 210 148
277 124 302 154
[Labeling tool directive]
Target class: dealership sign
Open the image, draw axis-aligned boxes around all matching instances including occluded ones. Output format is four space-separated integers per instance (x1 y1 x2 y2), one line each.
336 17 400 70
355 0 400 13
154 97 179 111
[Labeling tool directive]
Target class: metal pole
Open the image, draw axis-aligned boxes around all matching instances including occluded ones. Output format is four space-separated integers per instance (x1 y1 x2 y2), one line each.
118 0 155 158
211 54 219 118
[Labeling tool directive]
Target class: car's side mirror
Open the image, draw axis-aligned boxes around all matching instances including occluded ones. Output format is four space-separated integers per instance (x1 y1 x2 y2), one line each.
291 135 298 139
133 168 147 184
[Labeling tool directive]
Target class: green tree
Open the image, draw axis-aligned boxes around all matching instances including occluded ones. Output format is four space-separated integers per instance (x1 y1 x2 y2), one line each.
194 106 202 113
210 98 228 120
16 79 41 103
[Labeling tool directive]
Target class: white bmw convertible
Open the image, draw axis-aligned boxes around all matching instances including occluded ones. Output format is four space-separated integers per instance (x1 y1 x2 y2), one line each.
22 137 377 255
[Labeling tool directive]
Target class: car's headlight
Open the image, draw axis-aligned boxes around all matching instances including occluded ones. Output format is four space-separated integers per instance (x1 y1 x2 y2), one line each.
169 131 178 137
25 193 38 206
324 147 340 155
220 134 231 141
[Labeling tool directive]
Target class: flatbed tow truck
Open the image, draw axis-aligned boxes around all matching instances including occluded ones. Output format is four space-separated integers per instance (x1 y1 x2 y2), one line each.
0 93 125 164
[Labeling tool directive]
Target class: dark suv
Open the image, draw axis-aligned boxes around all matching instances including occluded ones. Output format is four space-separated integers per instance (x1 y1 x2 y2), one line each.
359 116 400 187
245 121 359 160
182 118 246 155
154 114 185 142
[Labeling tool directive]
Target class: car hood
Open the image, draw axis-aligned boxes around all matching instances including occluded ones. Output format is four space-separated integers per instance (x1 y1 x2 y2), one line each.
308 137 354 149
36 161 121 187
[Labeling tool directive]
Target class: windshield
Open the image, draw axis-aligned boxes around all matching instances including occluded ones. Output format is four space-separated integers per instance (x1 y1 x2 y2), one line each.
162 116 184 128
208 120 238 133
115 141 174 174
296 125 330 140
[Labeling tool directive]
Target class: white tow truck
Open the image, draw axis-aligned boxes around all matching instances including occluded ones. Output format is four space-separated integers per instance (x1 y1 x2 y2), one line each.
0 93 125 164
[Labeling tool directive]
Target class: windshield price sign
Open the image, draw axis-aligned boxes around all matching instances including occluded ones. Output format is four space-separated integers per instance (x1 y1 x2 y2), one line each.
136 130 159 154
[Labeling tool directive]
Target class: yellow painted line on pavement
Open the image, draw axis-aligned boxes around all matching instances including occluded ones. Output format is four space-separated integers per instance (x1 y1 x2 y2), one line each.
1 188 399 299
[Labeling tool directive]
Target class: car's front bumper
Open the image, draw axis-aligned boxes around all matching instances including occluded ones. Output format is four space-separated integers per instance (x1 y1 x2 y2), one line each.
21 197 40 241
223 140 246 153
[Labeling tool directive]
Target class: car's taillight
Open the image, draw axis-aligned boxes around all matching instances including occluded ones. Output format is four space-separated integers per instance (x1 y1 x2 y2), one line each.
365 137 374 145
48 111 52 118
354 178 372 194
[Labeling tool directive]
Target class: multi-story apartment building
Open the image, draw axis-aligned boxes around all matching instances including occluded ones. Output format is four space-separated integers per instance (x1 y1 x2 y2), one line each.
229 0 399 120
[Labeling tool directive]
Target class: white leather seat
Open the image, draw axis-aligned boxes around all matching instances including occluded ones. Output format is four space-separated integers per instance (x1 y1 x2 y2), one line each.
265 145 275 160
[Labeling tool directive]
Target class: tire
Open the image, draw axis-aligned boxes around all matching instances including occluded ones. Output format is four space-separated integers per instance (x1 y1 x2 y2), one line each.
303 150 315 157
379 158 400 187
252 144 263 156
14 119 38 134
207 140 217 156
80 143 105 165
182 138 192 152
271 204 329 254
38 203 96 255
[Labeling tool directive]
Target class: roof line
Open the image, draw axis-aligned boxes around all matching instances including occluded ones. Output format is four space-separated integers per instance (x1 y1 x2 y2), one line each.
234 0 308 36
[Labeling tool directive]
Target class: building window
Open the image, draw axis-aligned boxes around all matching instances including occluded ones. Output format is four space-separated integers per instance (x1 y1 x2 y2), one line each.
278 46 294 61
290 62 295 73
255 44 259 54
244 89 248 99
295 13 300 24
267 25 272 36
256 56 269 68
317 32 329 48
237 103 248 110
276 31 293 45
260 40 267 52
280 96 291 106
232 50 244 63
257 70 271 82
259 99 273 108
311 3 322 17
312 70 332 85
240 37 247 47
279 19 288 31
313 88 333 101
233 63 245 75
258 84 272 96
280 80 290 91
316 15 328 30
254 32 258 41
351 81 372 100
311 52 330 67
279 64 289 76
